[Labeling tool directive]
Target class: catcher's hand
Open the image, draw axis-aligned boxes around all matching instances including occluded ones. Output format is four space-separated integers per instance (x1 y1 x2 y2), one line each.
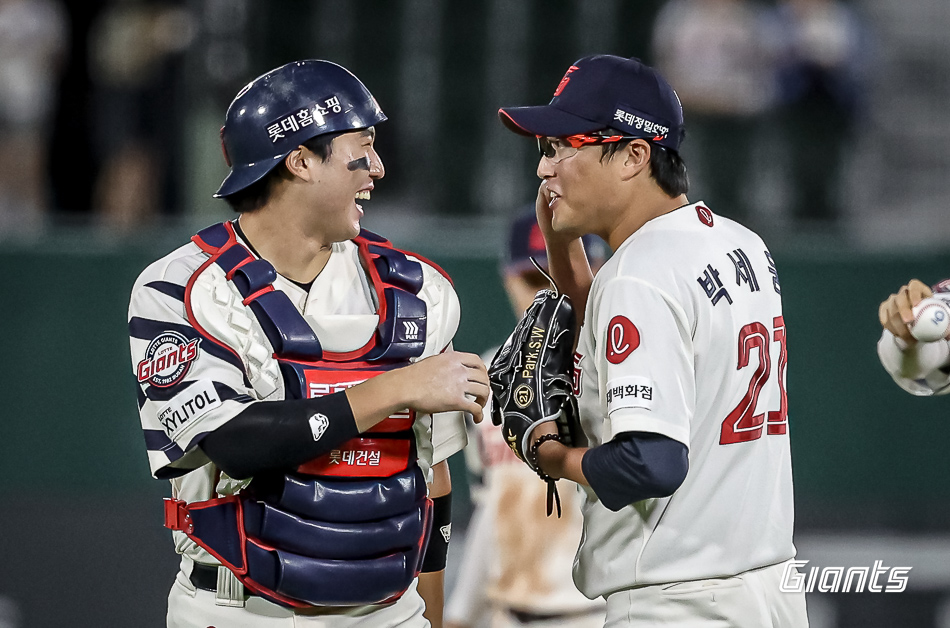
488 287 580 470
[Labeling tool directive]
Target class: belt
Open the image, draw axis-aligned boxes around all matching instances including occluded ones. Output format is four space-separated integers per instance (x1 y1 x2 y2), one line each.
189 563 255 598
188 564 397 614
508 607 601 624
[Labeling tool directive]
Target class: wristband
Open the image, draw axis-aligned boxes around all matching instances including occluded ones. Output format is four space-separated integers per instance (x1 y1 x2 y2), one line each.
421 493 452 572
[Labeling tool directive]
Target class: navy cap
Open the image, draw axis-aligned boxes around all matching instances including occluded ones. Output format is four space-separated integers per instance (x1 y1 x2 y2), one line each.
505 207 608 274
498 55 685 151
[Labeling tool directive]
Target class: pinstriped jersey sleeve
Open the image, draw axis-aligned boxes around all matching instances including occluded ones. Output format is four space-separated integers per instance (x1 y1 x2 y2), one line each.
414 261 467 468
129 243 257 479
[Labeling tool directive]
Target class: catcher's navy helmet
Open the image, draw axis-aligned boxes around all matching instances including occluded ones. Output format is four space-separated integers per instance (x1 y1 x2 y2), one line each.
214 59 387 198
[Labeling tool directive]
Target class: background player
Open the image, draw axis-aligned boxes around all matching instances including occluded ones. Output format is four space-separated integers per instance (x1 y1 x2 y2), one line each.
877 278 950 394
445 209 607 628
495 54 808 626
128 59 488 627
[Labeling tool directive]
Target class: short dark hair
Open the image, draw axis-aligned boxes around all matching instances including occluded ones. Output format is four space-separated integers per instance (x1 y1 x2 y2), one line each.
222 132 341 213
601 139 689 198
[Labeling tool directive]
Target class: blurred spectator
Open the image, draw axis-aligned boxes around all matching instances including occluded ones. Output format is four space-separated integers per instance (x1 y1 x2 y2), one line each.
0 0 67 234
768 0 867 226
652 0 775 224
89 0 195 229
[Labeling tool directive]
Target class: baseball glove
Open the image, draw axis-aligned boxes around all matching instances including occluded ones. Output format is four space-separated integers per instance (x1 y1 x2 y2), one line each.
488 280 580 515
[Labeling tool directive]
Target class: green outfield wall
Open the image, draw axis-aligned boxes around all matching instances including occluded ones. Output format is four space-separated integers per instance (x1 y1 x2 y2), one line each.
1 240 949 521
2 235 950 627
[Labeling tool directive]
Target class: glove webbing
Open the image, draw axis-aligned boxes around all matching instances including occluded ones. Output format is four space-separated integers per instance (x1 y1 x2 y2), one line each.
528 433 562 517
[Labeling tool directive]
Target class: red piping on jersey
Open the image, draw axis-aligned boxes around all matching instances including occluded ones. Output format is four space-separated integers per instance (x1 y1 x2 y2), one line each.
241 285 275 306
225 255 253 281
191 230 222 255
184 222 245 366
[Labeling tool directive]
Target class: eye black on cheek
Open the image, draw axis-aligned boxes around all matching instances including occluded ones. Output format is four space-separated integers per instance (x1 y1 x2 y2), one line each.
346 156 371 171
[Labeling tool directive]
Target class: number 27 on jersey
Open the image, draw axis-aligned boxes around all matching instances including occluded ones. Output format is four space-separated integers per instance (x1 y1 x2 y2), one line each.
720 316 788 445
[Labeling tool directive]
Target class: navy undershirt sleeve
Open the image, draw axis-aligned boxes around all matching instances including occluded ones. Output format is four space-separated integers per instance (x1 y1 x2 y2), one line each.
581 431 689 512
200 391 359 479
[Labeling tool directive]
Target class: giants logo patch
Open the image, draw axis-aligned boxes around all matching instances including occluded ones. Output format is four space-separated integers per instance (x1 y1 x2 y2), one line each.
137 332 199 387
606 316 639 364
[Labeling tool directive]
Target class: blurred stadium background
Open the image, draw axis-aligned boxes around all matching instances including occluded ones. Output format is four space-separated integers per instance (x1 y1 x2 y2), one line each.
0 0 949 626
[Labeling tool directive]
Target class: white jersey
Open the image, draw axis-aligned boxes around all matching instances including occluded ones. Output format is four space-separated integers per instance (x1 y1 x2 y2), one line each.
128 228 467 566
572 203 797 598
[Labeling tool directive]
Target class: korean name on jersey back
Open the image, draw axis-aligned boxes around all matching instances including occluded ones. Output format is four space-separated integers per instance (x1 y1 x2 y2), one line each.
136 331 200 387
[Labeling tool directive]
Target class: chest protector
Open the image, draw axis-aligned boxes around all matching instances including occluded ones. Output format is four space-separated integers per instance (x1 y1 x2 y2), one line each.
163 221 436 608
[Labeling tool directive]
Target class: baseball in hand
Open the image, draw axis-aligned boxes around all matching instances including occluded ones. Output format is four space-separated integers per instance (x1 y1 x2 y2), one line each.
909 297 950 342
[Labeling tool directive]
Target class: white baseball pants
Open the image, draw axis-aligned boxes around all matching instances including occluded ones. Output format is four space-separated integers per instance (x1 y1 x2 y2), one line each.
167 568 430 628
604 560 808 627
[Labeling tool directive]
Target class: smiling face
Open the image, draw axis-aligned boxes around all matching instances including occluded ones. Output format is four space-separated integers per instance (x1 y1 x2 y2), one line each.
303 127 385 242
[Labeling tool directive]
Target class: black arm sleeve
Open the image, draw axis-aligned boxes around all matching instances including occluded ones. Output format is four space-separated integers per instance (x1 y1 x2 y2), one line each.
199 391 359 479
580 431 689 512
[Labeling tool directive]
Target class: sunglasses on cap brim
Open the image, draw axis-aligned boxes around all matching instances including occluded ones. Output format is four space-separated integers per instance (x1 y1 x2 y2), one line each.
537 131 669 158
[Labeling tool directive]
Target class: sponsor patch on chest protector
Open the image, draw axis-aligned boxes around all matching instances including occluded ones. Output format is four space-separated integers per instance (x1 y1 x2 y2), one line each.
605 376 655 414
157 379 222 437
